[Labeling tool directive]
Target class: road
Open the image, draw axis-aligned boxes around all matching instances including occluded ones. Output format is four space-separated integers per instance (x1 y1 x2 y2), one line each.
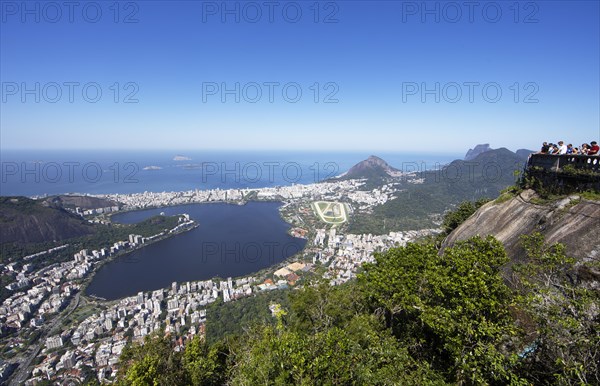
9 292 81 386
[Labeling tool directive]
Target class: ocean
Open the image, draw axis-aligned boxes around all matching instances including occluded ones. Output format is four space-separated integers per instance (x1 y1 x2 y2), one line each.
0 150 461 196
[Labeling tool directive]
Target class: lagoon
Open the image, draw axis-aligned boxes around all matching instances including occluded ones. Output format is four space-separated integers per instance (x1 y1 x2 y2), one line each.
85 201 305 300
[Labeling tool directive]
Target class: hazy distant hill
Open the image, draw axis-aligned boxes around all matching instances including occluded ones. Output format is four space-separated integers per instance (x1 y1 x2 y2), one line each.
465 144 534 163
515 148 536 161
426 148 527 204
0 197 95 244
339 155 400 179
441 147 525 187
464 143 491 160
333 155 401 187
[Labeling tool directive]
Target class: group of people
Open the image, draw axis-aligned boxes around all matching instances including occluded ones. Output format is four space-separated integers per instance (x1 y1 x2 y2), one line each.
539 140 599 156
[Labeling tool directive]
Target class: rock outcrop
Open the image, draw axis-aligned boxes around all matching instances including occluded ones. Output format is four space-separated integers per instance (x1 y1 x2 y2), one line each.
442 189 600 263
464 144 491 161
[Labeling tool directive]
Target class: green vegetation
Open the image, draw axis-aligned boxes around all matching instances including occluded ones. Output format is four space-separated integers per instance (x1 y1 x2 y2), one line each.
513 233 600 385
521 165 600 198
579 190 600 201
74 214 181 252
183 336 229 386
494 184 523 204
361 237 524 385
355 196 490 247
349 188 449 234
559 164 599 177
205 289 290 344
441 198 490 234
515 165 600 204
61 301 105 329
0 197 96 248
228 314 443 385
115 233 598 385
1 214 180 265
117 331 190 386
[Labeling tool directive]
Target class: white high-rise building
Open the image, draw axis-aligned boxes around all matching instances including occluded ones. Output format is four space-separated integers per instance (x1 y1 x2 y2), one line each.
46 335 63 349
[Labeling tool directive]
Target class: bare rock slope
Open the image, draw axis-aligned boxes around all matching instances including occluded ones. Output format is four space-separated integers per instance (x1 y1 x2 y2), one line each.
442 189 600 262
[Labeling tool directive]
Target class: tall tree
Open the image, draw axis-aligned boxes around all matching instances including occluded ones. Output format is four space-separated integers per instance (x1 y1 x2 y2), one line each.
360 236 525 385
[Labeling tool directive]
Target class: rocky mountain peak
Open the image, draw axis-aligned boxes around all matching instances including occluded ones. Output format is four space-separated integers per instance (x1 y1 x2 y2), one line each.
464 144 492 161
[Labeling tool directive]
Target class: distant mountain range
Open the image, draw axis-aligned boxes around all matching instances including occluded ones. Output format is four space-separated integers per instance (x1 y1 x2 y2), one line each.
336 145 533 186
516 148 536 160
346 146 533 234
464 144 535 162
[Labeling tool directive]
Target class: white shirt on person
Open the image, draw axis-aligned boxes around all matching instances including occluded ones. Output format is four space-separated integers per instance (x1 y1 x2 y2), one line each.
558 144 568 154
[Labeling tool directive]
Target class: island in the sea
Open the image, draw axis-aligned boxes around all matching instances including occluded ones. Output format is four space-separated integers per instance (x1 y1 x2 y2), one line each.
142 166 163 171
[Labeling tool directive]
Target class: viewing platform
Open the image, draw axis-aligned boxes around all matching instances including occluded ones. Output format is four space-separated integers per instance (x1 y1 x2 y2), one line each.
527 153 600 172
525 154 600 192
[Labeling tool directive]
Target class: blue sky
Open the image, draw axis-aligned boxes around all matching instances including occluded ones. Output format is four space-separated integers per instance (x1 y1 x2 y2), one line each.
1 0 599 152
